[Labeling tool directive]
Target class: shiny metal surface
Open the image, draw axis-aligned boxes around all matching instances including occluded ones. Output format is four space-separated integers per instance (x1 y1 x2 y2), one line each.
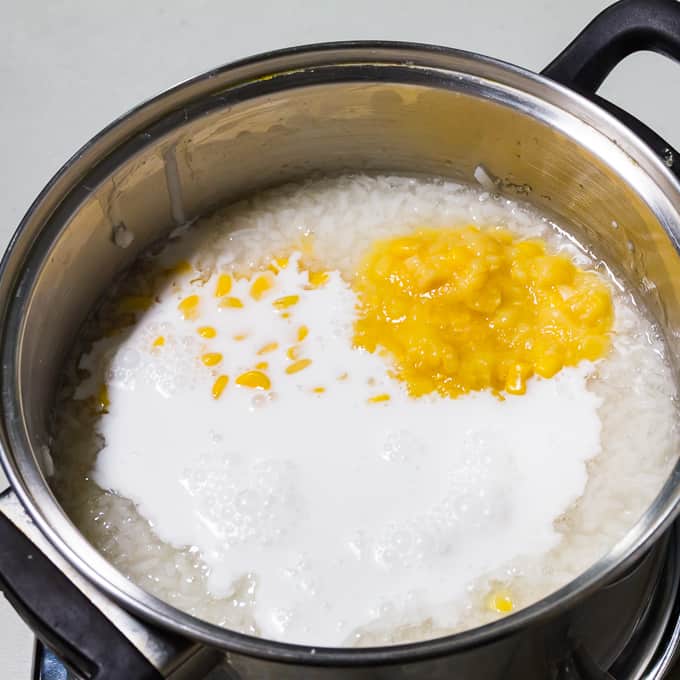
2 42 680 676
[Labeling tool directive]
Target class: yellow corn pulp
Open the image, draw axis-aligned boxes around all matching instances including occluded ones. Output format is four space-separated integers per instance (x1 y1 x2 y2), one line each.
353 226 613 398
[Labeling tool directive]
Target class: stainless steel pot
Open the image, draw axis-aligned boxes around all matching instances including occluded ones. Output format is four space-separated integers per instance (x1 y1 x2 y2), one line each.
3 1 680 678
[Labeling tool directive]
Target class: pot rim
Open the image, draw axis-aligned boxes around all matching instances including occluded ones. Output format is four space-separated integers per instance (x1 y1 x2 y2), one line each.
2 40 680 665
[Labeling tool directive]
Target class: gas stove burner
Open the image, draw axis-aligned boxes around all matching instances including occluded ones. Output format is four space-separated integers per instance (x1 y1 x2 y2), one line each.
31 525 680 680
32 643 233 680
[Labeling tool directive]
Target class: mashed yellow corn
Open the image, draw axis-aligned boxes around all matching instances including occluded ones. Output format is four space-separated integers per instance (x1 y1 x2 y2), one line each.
354 226 613 398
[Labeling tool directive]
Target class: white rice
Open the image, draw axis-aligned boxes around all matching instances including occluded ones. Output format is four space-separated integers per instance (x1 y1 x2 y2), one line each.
50 174 678 644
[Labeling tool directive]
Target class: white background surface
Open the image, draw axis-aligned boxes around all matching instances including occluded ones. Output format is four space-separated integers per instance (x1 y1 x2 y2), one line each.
2 1 680 676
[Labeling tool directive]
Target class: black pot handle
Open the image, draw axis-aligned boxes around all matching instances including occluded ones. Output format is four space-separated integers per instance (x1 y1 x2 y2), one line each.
541 0 680 182
0 507 162 680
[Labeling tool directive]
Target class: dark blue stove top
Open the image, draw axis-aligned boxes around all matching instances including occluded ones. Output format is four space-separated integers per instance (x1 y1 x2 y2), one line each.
33 643 71 680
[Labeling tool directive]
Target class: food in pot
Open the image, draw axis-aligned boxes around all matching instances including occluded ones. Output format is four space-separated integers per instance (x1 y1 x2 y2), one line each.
51 175 678 646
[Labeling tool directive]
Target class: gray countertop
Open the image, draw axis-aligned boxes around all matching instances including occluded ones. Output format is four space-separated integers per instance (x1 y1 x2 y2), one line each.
2 0 680 676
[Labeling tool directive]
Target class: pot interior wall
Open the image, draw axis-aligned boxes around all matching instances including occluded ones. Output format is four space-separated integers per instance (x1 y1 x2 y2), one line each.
15 70 680 503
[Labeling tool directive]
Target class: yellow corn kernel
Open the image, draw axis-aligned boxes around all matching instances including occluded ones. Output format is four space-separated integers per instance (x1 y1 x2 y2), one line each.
532 255 575 286
267 255 290 274
505 363 532 396
286 346 300 361
297 325 309 342
255 361 269 371
308 271 329 288
215 273 233 298
368 393 390 403
534 350 563 379
236 370 271 390
286 358 312 374
580 334 609 360
178 294 200 320
118 296 153 313
97 385 110 413
211 374 229 400
488 592 514 614
313 386 325 394
250 275 273 300
201 352 223 367
218 296 244 309
568 288 612 324
514 240 544 258
233 333 248 341
152 336 165 348
257 341 279 355
273 295 300 310
197 326 217 339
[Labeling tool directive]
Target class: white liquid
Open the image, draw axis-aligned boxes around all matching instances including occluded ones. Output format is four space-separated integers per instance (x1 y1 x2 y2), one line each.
82 254 603 645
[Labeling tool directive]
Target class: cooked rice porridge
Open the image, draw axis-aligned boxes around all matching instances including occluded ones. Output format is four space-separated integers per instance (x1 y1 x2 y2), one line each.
50 174 678 646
